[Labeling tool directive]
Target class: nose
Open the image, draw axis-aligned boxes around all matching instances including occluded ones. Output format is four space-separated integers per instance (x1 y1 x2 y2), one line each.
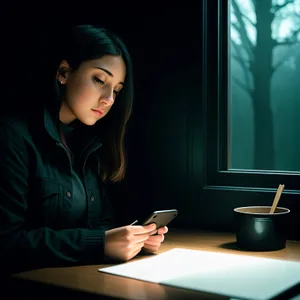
100 89 114 106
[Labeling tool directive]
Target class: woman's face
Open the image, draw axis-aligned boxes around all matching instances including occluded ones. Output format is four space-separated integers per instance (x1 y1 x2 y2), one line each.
57 55 126 125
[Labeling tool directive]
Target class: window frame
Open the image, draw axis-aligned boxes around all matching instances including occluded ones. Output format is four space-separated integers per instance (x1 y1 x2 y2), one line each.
203 0 300 192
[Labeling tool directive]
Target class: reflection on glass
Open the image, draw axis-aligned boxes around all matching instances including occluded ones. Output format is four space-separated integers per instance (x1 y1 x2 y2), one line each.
229 0 300 171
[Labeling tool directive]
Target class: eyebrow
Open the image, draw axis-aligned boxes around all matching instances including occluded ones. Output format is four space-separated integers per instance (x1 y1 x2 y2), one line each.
94 67 124 85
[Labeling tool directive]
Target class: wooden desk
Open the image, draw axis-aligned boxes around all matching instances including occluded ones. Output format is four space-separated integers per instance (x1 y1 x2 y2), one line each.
9 230 300 300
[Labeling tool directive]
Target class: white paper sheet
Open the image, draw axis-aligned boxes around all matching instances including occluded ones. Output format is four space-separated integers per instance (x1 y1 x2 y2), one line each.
99 248 300 300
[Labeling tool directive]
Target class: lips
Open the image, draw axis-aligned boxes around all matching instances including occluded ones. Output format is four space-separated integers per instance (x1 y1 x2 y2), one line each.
91 108 104 116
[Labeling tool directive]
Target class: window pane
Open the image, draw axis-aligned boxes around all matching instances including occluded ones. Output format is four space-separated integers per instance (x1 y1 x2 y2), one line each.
229 0 300 171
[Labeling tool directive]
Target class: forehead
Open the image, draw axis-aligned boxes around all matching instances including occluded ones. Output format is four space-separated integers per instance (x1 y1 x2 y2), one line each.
81 55 126 81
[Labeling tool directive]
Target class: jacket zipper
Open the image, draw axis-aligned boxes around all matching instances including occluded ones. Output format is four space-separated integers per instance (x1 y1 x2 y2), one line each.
82 144 102 174
56 142 73 169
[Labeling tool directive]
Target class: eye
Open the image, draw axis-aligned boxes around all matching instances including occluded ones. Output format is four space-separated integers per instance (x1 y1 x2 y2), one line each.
93 76 104 84
114 87 123 97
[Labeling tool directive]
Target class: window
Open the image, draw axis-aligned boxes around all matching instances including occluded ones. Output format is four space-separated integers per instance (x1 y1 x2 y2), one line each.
204 0 300 190
230 0 300 172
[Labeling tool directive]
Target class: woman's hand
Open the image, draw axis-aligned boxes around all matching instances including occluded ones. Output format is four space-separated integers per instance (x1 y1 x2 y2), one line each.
142 226 168 254
104 223 156 262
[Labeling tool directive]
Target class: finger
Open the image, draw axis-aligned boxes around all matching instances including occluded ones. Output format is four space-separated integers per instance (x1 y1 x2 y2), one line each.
132 248 143 256
157 226 168 235
144 239 161 246
149 229 158 236
133 233 152 243
130 241 145 252
150 234 165 243
129 247 143 260
143 223 157 232
143 244 159 253
130 223 156 234
144 235 164 245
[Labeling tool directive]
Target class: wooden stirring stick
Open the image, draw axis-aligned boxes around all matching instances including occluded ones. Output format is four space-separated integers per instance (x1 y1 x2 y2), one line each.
270 184 285 214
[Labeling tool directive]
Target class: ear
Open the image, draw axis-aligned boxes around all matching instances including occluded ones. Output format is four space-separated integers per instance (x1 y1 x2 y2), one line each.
56 60 72 84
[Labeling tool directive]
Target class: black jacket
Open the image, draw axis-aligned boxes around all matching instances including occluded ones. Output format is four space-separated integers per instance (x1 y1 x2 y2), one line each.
0 105 115 273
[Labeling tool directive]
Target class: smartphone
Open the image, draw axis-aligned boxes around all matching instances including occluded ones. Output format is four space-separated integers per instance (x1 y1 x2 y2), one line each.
141 209 178 228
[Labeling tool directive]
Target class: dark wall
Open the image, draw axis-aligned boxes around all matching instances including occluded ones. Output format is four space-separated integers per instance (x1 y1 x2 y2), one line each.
1 1 204 228
3 2 298 239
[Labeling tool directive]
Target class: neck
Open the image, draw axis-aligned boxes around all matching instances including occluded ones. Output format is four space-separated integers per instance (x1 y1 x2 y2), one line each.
59 102 76 124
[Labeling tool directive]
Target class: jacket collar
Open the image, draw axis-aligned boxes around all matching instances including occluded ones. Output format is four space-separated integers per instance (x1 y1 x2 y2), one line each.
43 103 102 153
43 104 61 143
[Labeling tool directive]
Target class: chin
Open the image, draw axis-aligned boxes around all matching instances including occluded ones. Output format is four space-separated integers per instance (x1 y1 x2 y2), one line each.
79 117 98 126
77 111 107 126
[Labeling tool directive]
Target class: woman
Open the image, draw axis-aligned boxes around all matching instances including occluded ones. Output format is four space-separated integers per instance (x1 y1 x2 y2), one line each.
0 24 167 272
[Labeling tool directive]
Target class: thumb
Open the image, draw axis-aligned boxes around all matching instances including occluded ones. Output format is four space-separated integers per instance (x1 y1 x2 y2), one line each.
144 223 157 232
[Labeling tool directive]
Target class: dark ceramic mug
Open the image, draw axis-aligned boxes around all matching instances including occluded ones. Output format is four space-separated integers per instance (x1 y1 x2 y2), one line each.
234 206 290 251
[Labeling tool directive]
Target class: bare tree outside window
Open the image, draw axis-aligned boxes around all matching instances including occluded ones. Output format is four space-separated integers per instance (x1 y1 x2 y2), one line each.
229 0 300 171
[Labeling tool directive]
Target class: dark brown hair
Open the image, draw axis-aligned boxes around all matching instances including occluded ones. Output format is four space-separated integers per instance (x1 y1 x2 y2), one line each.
57 24 133 182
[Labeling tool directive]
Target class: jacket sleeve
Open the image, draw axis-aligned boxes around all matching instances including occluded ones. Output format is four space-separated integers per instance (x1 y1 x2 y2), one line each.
0 123 107 273
95 187 117 231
